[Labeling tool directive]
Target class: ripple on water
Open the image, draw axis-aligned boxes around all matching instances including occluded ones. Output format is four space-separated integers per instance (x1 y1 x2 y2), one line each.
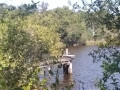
69 46 102 90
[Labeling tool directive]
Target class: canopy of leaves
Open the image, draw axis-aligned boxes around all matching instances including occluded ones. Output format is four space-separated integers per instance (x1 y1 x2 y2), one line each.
82 0 120 89
0 2 64 90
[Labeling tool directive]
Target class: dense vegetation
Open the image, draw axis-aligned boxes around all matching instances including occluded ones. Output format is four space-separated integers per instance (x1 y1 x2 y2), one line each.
0 0 120 90
0 2 65 90
81 0 120 89
0 1 94 90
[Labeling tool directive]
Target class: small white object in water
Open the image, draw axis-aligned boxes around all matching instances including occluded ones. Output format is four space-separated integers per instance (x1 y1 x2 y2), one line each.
48 66 51 71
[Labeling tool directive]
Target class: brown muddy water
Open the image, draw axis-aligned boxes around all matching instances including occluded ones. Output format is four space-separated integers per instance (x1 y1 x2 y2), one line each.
39 46 103 90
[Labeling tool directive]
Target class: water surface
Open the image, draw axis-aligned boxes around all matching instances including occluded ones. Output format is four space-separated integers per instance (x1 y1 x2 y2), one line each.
68 46 102 90
39 46 103 90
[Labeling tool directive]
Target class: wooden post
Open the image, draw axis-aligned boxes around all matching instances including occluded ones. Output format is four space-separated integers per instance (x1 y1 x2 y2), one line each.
63 60 72 74
65 48 68 55
61 48 75 74
63 64 69 74
68 61 72 74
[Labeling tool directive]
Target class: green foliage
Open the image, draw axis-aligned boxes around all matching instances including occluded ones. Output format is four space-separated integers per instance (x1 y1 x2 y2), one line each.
38 7 92 46
84 0 120 89
0 2 64 90
1 0 114 89
90 46 120 89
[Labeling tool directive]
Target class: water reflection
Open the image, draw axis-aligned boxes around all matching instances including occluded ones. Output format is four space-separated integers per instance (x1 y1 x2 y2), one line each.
61 74 74 86
39 46 102 90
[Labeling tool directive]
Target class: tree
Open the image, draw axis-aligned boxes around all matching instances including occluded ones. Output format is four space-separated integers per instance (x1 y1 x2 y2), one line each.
80 0 120 89
0 3 64 90
42 7 89 46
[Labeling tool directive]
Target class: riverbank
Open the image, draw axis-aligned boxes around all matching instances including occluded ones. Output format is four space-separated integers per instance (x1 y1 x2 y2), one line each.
86 39 106 46
72 39 106 47
40 39 106 67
